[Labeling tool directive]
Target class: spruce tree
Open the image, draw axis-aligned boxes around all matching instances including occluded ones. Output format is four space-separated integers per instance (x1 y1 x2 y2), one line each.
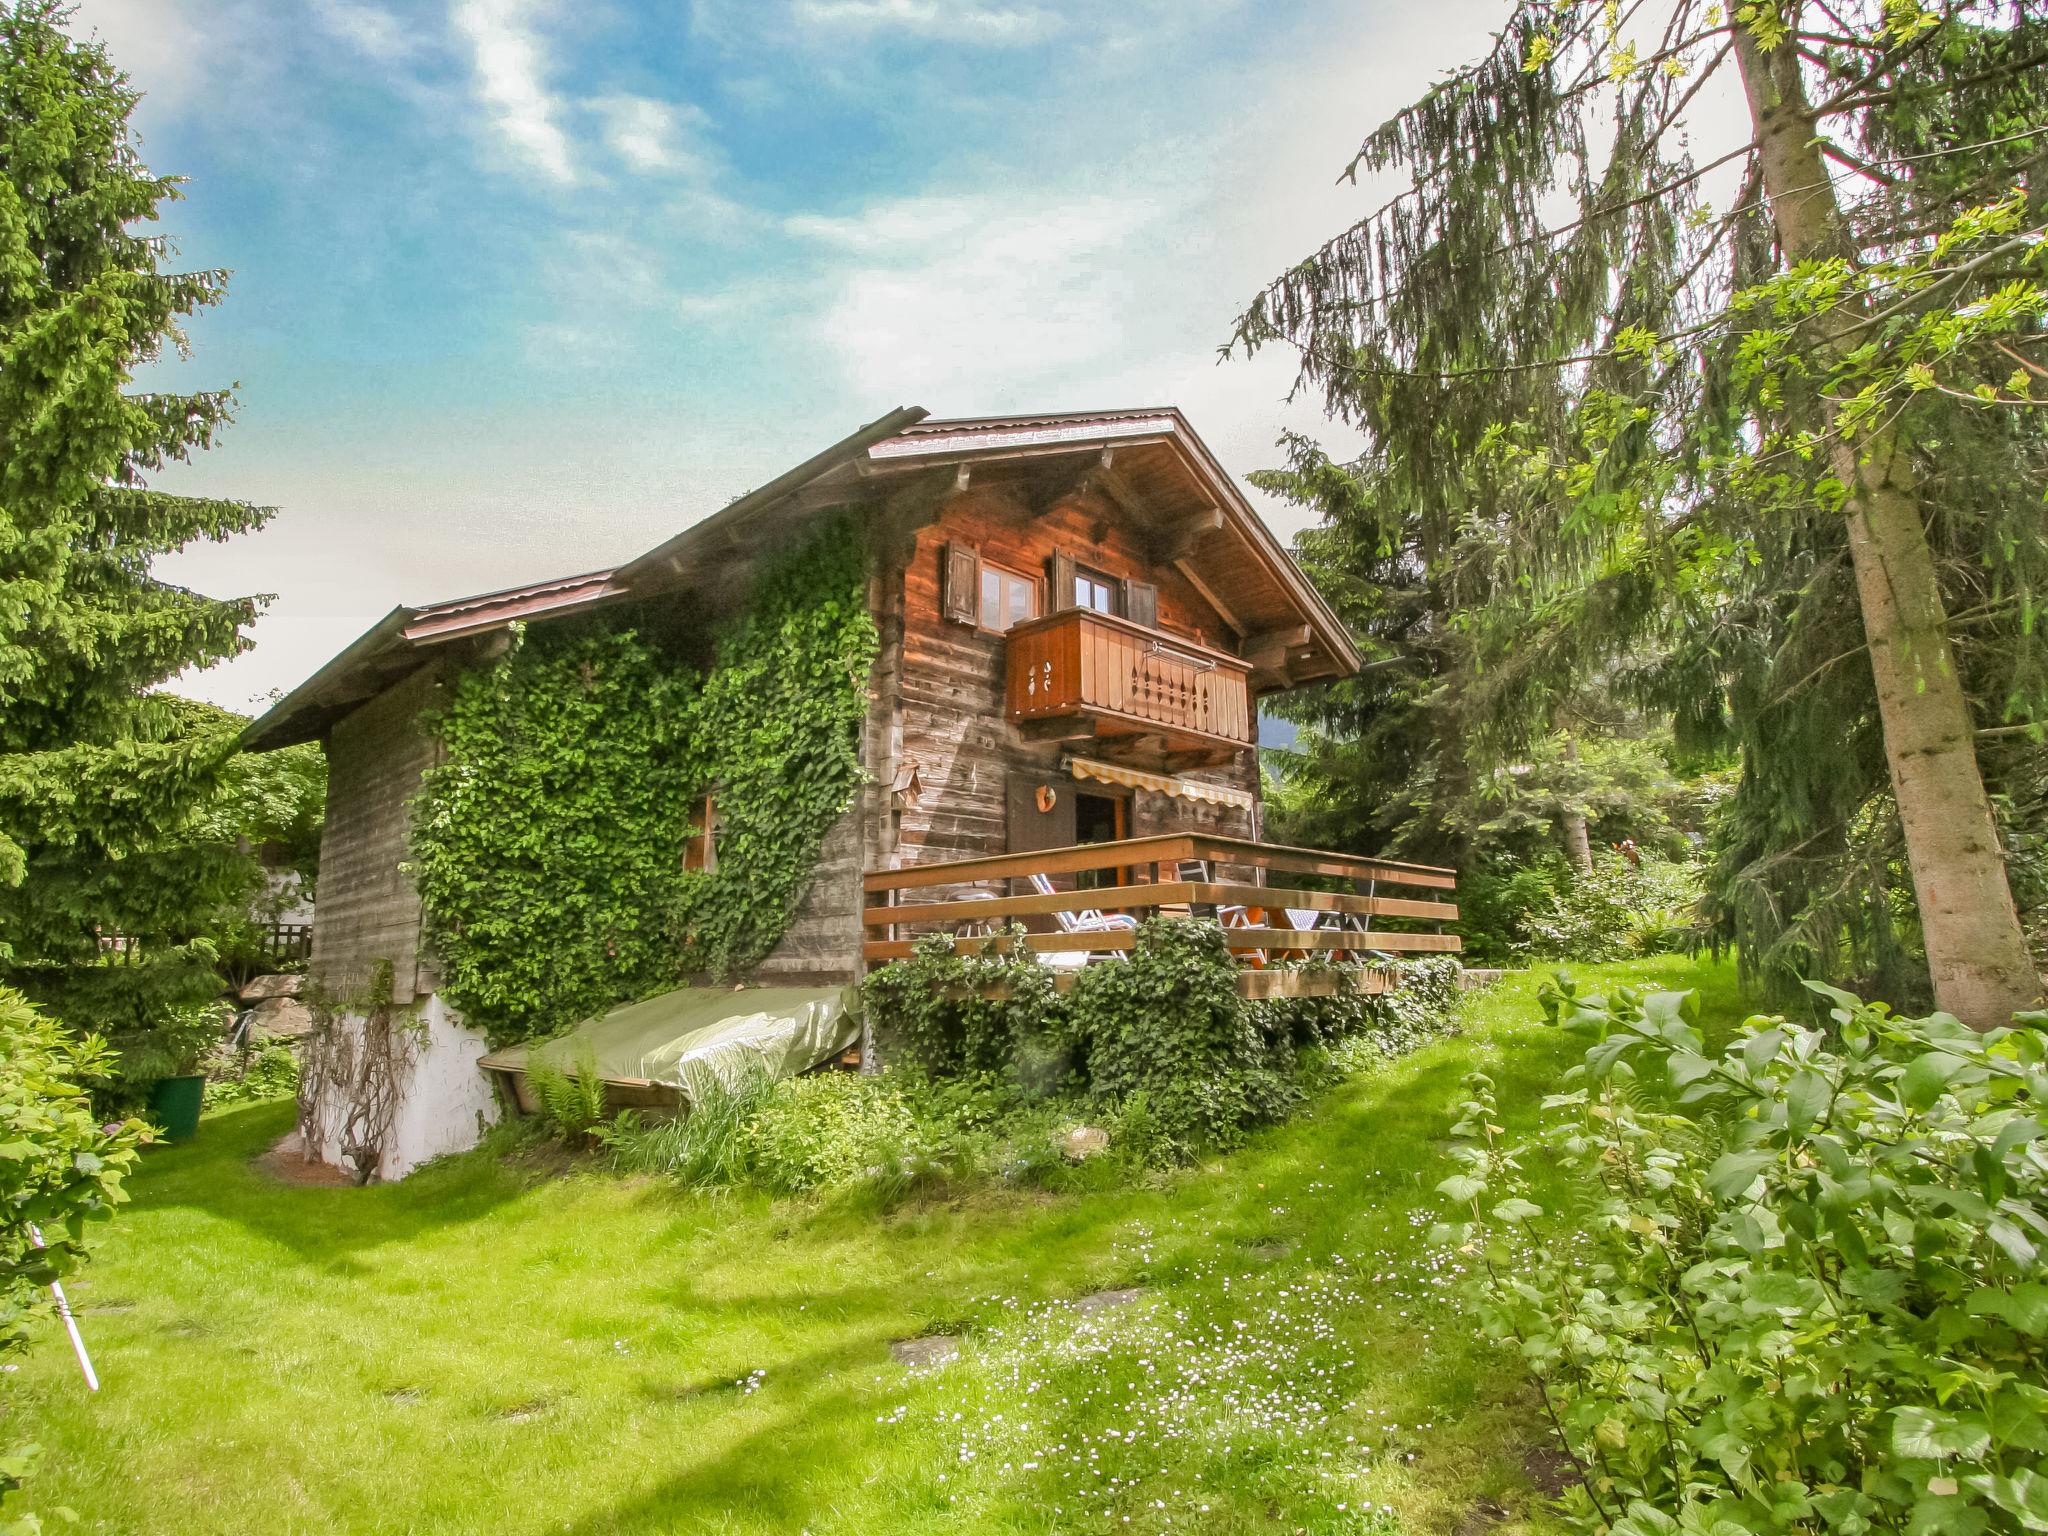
0 2 269 1056
1235 0 2048 1025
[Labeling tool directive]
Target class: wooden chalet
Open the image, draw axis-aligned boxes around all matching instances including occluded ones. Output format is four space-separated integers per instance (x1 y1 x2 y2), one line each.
247 406 1460 1027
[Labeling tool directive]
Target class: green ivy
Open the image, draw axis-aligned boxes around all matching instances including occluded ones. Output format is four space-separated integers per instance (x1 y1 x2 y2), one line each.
410 517 875 1047
410 622 697 1046
668 516 877 978
866 921 1462 1157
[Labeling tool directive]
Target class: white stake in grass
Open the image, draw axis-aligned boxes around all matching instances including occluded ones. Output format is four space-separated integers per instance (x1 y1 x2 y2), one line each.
27 1223 98 1392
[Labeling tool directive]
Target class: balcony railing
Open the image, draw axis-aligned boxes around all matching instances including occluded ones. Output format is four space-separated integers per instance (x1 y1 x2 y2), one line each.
863 833 1459 998
1006 610 1254 752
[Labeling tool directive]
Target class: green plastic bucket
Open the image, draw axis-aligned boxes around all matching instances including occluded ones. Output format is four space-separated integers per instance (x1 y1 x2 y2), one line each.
148 1074 205 1142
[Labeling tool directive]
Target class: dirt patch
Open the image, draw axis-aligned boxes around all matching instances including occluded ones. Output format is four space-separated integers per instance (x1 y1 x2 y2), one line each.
1073 1287 1146 1315
255 1131 356 1188
890 1334 961 1368
1523 1441 1579 1497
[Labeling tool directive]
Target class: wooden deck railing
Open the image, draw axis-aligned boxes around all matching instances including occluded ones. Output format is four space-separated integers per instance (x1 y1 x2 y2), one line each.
863 834 1458 982
1006 611 1254 749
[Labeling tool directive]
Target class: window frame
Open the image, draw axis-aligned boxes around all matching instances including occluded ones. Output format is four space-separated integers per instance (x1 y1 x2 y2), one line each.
977 560 1043 634
1072 564 1121 617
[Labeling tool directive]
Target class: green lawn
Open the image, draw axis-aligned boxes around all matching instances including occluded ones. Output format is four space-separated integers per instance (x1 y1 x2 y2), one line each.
16 957 1749 1536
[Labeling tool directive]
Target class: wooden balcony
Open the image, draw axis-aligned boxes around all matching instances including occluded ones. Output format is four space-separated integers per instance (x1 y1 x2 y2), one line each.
1006 610 1254 754
863 833 1459 999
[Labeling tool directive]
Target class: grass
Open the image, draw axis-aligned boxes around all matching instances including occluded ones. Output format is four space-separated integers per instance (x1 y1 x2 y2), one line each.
15 956 1749 1535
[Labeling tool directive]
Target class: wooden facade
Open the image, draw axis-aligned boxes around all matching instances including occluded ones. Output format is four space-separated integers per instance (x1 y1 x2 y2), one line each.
247 407 1454 1016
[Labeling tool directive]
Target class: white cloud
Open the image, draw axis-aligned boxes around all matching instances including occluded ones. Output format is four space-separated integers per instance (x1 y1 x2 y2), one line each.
790 0 1061 44
312 0 413 62
453 0 575 183
789 192 1154 399
588 94 714 177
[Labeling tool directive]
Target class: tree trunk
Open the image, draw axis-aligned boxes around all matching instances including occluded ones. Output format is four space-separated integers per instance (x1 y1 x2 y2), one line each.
1560 735 1593 876
1733 25 2043 1028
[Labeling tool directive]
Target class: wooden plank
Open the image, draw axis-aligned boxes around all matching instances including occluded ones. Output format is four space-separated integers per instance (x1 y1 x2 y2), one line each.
862 926 1459 962
1184 834 1458 889
865 835 1455 895
936 967 1394 1000
865 931 1140 962
1236 967 1392 999
1222 928 1461 953
865 834 1202 892
859 882 1457 928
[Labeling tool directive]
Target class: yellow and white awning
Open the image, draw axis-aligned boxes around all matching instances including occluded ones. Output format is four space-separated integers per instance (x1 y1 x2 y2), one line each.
1065 756 1256 810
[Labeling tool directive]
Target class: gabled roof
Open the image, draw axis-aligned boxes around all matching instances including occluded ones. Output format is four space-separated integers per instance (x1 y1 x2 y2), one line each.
242 405 1357 751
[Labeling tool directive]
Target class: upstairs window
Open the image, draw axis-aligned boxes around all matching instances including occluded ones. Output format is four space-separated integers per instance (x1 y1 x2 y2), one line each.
979 564 1039 632
1073 567 1119 616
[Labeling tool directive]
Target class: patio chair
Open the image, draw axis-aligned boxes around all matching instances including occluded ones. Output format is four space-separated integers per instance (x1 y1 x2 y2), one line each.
1026 872 1135 968
1178 859 1265 964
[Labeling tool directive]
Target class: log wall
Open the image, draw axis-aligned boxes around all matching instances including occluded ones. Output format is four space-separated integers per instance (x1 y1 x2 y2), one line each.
309 662 444 1004
885 487 1260 872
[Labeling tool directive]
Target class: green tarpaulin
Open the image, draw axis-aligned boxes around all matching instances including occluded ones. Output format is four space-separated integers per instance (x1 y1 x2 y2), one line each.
479 985 859 1100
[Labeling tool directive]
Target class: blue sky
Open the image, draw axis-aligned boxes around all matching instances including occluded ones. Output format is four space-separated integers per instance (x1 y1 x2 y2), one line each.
70 0 1501 712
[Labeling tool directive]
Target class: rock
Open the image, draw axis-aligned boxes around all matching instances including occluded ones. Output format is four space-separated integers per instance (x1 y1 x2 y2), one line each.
889 1335 960 1368
240 973 304 1002
248 997 313 1040
1056 1125 1110 1161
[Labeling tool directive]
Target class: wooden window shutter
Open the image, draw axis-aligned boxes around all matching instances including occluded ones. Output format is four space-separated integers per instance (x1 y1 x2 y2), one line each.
1049 548 1078 611
941 540 980 626
1122 579 1158 629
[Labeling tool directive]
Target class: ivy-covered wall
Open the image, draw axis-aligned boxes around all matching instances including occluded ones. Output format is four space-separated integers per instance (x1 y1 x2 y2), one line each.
408 516 876 1047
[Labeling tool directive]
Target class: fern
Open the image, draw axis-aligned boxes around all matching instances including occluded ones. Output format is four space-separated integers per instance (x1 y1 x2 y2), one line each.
524 1049 609 1140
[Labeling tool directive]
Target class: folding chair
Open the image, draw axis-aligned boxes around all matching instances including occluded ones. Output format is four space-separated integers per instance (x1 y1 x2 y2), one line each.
1026 872 1136 968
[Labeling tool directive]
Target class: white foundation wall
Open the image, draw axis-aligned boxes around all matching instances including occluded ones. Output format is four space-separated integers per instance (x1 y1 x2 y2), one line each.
301 994 502 1181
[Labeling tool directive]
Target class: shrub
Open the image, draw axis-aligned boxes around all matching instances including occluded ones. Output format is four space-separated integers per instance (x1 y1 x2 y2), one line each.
0 990 150 1528
1521 852 1704 963
203 1040 300 1107
869 922 1465 1164
742 1071 943 1195
864 927 1073 1088
1071 918 1300 1156
1438 974 2048 1536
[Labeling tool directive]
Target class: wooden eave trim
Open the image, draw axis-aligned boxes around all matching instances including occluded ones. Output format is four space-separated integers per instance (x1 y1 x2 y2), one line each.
240 605 420 752
1153 424 1361 676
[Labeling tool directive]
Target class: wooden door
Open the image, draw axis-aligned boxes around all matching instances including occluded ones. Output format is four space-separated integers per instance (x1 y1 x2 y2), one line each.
1006 772 1075 853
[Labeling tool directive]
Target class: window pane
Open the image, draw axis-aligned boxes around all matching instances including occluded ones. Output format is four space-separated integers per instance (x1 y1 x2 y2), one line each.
1007 575 1035 627
980 568 1001 628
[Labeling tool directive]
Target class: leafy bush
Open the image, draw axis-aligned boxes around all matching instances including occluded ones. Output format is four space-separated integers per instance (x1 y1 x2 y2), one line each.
1070 918 1301 1156
864 927 1074 1087
0 989 150 1528
203 1040 299 1107
867 922 1466 1162
524 1051 609 1141
1439 975 2048 1536
1521 852 1704 963
0 990 149 1352
742 1071 943 1195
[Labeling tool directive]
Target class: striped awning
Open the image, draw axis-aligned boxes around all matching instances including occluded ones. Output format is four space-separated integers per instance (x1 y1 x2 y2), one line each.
1065 756 1256 810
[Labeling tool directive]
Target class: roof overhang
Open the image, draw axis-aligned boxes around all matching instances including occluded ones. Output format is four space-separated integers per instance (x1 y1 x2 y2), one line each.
242 403 1356 752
